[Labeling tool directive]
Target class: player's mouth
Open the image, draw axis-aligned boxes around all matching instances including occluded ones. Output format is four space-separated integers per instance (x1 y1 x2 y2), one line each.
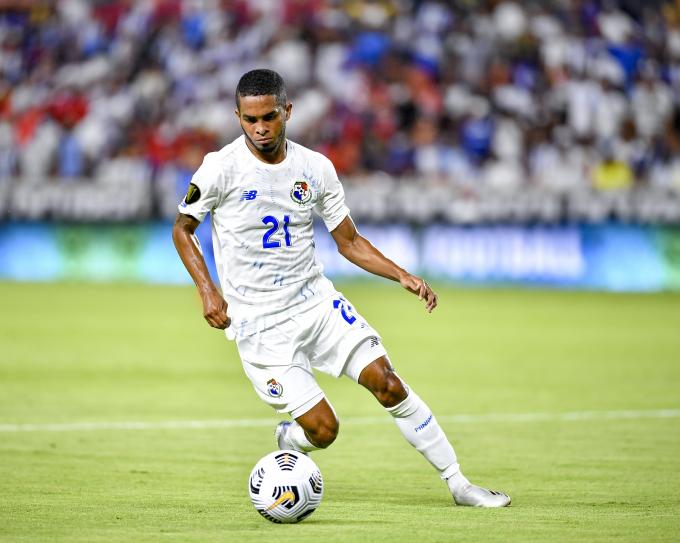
256 137 273 145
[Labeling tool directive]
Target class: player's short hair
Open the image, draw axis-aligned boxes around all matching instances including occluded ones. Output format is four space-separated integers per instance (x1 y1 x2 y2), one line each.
236 69 287 109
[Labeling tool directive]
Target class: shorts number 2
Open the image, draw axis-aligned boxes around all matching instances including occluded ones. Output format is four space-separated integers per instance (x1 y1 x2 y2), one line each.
333 297 356 325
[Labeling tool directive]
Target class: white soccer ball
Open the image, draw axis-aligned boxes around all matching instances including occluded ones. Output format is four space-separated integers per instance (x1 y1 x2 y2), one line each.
248 450 324 524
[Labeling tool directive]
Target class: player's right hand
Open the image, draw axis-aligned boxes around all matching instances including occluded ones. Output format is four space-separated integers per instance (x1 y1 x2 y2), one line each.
202 291 231 329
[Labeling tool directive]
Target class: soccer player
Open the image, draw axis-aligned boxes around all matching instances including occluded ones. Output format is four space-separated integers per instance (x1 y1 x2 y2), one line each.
173 69 510 507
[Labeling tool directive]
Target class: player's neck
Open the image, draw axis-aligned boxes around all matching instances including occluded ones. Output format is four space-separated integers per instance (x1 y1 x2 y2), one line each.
245 137 288 165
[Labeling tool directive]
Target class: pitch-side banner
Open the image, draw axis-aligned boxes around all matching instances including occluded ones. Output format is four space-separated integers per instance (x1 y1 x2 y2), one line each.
0 222 679 291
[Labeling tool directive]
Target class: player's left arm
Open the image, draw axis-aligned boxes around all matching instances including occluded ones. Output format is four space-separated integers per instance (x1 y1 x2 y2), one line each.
330 215 437 312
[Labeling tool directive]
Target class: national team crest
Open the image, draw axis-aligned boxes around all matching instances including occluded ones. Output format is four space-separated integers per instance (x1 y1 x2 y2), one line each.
290 181 312 205
267 378 283 397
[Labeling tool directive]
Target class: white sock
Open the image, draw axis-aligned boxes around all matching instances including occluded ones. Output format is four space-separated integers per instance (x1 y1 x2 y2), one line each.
282 421 319 453
386 388 468 490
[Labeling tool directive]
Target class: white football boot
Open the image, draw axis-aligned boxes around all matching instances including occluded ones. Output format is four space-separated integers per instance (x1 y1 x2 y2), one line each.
453 484 511 507
274 421 292 450
274 420 312 455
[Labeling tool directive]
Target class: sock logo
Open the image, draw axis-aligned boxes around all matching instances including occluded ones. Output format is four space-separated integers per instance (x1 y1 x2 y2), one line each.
414 413 433 433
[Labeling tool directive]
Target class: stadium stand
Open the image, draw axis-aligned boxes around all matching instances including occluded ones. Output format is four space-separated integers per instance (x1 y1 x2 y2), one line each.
0 0 679 222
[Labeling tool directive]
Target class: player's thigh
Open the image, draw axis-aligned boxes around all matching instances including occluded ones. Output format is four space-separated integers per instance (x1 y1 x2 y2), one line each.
294 397 339 437
307 292 387 379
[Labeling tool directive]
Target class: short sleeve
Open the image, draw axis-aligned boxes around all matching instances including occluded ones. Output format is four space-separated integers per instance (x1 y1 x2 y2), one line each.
314 156 350 232
177 154 223 222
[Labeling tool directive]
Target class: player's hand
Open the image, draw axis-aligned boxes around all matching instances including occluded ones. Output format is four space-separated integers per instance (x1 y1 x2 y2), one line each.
202 290 231 329
400 274 438 313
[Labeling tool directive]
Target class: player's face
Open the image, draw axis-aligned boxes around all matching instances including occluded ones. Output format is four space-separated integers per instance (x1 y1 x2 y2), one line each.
236 95 292 162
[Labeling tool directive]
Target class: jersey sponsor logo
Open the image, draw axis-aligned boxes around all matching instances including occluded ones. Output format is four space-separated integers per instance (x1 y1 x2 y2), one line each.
266 378 283 397
183 183 201 205
240 190 258 201
290 180 312 205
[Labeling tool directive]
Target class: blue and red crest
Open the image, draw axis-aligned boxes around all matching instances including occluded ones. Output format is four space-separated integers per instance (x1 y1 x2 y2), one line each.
290 181 312 205
267 378 283 397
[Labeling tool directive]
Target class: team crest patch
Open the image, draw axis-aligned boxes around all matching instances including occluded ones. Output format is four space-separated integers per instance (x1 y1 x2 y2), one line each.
290 180 312 205
267 378 283 397
184 183 201 205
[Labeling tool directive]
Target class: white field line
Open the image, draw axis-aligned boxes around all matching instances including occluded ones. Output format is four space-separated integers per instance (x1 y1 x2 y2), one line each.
0 409 679 433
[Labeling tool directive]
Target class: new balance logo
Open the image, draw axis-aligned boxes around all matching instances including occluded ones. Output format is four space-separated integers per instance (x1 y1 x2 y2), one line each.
240 190 258 201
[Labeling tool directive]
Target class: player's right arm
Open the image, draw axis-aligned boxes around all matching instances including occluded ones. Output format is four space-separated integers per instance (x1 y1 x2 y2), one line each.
172 213 230 329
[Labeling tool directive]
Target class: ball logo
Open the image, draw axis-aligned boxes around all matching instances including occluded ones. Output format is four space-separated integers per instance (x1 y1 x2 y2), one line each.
266 487 298 511
290 181 312 205
267 378 283 397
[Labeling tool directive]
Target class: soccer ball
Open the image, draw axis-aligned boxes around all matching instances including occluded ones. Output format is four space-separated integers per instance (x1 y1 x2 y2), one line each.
248 450 324 524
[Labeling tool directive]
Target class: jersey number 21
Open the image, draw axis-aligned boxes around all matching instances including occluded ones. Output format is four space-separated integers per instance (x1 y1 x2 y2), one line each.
262 215 291 249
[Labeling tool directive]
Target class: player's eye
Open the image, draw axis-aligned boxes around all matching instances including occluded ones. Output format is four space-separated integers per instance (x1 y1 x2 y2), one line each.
263 113 277 121
244 116 257 123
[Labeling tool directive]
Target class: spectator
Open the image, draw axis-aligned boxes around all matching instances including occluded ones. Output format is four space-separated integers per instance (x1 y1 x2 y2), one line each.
592 145 634 191
0 0 676 200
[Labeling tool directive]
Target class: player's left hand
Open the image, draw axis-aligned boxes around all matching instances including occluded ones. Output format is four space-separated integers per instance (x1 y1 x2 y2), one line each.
400 274 438 313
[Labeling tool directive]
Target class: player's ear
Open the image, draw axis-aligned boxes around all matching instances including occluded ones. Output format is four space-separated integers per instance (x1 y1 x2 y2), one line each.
234 108 240 119
285 102 292 121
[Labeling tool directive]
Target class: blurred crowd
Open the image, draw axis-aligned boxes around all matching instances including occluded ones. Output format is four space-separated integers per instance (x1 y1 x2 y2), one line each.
1 0 680 201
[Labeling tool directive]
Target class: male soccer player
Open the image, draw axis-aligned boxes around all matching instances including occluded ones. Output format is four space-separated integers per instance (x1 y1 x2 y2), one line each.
173 69 510 507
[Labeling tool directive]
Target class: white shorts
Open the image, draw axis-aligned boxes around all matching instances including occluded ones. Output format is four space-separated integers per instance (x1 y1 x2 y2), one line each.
237 292 388 418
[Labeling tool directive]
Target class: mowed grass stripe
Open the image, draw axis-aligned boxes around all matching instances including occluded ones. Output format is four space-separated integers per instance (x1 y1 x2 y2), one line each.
2 408 679 432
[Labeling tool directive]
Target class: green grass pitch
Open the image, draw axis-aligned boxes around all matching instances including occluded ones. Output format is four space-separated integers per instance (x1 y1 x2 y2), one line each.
1 281 679 542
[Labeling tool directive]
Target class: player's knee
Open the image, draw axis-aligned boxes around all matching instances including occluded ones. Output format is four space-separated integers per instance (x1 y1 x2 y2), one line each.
374 371 408 408
308 417 339 449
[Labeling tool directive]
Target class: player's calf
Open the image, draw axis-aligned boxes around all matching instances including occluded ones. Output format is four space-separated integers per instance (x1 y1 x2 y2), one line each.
276 398 339 452
275 418 338 452
305 419 339 448
355 358 511 508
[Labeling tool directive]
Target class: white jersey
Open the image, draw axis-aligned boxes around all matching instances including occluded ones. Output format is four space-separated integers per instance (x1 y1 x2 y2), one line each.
178 135 349 338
